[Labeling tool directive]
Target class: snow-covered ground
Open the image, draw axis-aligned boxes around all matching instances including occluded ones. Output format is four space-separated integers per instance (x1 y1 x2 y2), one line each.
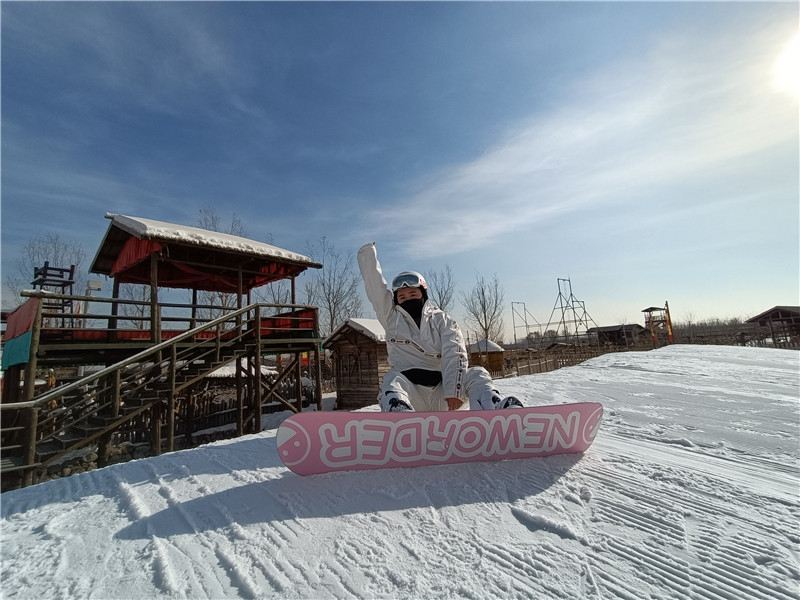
2 345 798 599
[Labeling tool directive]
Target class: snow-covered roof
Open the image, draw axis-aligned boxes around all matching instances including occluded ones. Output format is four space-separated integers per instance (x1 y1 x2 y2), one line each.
324 318 386 347
467 339 504 353
105 213 318 265
347 318 386 342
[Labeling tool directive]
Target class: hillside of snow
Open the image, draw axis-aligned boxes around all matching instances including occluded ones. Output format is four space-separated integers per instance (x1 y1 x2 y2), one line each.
2 345 798 599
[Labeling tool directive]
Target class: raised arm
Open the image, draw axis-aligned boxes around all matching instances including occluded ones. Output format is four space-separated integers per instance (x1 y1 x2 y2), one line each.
357 242 394 327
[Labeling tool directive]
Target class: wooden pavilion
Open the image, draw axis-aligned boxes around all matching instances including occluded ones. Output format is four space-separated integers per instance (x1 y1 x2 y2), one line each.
1 213 323 488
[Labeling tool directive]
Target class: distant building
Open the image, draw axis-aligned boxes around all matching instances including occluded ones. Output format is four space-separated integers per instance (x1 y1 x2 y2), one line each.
587 324 647 347
745 306 800 348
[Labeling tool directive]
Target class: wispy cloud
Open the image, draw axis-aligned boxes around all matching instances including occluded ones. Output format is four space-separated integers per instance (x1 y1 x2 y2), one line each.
3 4 273 129
365 25 797 259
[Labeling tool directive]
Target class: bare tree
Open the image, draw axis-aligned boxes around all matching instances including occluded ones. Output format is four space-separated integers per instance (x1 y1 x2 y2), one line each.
195 208 247 320
302 237 362 336
426 265 456 312
253 280 292 314
118 284 151 329
4 232 87 306
461 273 505 343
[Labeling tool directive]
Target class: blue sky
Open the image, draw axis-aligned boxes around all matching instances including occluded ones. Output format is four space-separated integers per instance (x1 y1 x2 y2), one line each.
2 2 798 338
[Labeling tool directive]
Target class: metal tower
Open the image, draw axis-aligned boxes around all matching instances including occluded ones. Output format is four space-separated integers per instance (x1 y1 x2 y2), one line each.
541 278 598 346
511 301 544 347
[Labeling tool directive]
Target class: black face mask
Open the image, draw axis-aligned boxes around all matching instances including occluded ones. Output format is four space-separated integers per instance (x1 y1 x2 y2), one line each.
399 298 425 327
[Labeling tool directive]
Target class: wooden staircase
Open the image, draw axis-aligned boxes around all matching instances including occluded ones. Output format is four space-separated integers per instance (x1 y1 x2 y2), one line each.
1 303 306 489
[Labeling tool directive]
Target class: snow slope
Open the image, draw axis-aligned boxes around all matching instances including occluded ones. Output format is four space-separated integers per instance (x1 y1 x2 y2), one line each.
2 345 798 599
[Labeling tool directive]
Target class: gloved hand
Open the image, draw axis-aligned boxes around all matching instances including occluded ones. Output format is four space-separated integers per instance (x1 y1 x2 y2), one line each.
445 397 463 411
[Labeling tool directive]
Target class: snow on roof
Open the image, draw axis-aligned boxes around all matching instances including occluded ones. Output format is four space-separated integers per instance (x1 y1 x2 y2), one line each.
348 318 386 342
106 213 318 265
467 339 504 353
325 318 386 346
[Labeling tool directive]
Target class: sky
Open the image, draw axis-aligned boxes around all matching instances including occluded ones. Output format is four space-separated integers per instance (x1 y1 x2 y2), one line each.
2 1 798 340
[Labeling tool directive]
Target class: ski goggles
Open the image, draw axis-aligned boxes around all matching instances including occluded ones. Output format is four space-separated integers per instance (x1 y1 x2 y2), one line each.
391 272 424 291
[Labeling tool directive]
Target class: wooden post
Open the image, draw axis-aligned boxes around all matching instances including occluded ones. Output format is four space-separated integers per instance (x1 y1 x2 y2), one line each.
314 347 323 411
235 355 244 436
215 321 221 362
22 298 44 403
2 366 21 404
97 370 122 467
236 269 243 329
150 400 162 456
254 306 262 433
109 278 121 341
167 345 176 452
191 289 198 330
186 390 195 445
150 254 160 344
295 352 303 412
22 406 39 487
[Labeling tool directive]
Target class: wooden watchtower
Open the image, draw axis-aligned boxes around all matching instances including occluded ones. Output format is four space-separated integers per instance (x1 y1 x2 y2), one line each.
642 301 674 347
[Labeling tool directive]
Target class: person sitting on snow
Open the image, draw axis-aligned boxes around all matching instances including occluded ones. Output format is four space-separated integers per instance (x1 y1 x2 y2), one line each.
357 242 523 412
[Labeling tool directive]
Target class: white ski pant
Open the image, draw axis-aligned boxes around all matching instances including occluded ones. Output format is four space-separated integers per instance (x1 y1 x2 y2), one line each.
378 367 501 412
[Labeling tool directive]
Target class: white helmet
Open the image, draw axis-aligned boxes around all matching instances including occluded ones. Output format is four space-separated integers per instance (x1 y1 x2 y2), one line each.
391 271 428 303
391 271 428 292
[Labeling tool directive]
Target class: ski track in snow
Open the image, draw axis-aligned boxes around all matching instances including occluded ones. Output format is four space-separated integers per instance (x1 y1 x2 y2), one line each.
1 345 798 599
582 449 799 600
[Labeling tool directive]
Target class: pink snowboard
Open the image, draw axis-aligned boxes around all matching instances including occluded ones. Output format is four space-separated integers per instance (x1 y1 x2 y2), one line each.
276 402 603 476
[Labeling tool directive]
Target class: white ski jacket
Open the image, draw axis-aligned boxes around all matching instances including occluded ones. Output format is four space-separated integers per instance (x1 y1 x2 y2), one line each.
357 243 468 400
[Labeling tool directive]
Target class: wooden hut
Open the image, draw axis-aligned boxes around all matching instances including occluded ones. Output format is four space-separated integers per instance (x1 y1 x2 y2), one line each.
467 339 505 374
323 319 389 410
745 306 800 348
586 324 647 347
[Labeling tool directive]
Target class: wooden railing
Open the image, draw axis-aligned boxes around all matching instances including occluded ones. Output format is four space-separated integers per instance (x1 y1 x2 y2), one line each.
1 301 320 488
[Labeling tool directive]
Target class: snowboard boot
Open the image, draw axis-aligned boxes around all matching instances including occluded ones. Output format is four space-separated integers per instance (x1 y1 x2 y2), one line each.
474 390 522 410
482 391 523 410
499 396 524 409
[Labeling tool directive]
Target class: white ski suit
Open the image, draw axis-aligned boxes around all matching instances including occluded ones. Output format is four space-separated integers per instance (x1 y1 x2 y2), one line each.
357 243 500 412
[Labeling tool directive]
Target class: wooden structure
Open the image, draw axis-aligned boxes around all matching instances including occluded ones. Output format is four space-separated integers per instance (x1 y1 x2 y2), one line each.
32 261 77 328
587 324 647 348
745 306 800 348
467 339 505 374
1 214 323 489
324 318 389 410
642 302 674 347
